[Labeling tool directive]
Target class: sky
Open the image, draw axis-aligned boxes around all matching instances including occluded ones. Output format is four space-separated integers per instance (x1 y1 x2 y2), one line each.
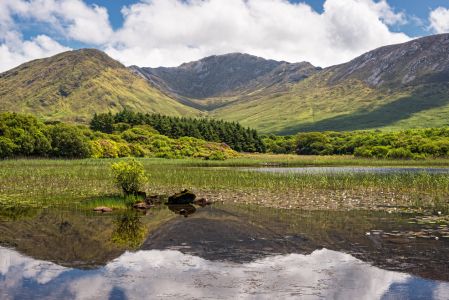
1 0 449 72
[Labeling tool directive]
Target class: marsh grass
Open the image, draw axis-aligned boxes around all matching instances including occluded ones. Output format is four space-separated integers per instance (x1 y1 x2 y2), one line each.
1 158 449 214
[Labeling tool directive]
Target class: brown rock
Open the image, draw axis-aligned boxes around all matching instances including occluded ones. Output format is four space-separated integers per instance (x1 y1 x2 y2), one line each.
133 203 148 209
93 206 112 213
145 195 161 205
193 198 212 208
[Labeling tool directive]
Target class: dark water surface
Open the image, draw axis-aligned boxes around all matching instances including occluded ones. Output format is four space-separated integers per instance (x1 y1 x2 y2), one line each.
1 203 449 299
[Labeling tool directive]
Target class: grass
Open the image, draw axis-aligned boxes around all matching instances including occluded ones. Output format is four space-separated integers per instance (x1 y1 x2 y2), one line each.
0 157 449 215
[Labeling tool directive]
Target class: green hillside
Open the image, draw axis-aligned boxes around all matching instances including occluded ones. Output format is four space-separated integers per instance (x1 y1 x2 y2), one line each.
208 34 449 134
0 49 200 124
1 34 449 134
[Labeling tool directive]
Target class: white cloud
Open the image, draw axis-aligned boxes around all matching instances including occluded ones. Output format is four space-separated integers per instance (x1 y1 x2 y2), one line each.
105 0 411 68
0 0 413 72
0 33 71 72
429 7 449 34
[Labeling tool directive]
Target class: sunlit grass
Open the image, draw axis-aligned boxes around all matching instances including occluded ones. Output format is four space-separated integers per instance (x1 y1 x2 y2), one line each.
1 157 449 214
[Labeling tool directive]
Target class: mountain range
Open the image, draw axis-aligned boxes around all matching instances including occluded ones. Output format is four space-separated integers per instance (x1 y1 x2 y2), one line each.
1 33 449 134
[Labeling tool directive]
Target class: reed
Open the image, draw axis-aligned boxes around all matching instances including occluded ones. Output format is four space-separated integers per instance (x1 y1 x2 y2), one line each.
0 158 448 214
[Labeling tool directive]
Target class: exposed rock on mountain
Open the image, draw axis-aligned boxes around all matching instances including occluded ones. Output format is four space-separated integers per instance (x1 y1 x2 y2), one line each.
129 53 318 109
329 34 449 87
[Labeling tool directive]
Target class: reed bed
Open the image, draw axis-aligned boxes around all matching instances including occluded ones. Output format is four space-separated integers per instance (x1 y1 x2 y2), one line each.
0 158 449 214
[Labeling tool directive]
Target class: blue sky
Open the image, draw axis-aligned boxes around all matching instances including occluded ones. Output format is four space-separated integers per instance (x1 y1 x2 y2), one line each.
1 0 449 72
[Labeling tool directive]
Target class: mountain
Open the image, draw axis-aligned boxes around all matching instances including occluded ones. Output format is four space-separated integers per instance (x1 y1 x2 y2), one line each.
0 49 200 124
1 34 449 134
132 34 449 134
208 34 449 134
129 53 319 110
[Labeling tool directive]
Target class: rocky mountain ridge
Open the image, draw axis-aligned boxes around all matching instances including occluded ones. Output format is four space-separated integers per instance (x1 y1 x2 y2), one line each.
129 53 319 109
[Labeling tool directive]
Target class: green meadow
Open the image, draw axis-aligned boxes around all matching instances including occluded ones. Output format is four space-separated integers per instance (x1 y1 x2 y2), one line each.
1 157 449 218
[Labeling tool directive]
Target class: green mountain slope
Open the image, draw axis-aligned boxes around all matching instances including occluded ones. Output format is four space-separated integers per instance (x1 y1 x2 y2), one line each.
0 49 200 124
208 34 449 134
1 34 449 134
132 34 449 135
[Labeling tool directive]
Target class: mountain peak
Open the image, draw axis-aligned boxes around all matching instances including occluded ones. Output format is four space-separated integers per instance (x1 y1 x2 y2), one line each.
330 33 449 87
129 53 316 103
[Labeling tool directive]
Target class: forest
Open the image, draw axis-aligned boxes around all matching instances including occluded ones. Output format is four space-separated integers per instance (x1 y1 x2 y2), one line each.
263 128 449 159
0 112 241 159
90 110 266 153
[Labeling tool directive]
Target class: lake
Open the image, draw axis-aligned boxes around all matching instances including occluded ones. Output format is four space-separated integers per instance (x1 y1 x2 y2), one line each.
1 202 448 299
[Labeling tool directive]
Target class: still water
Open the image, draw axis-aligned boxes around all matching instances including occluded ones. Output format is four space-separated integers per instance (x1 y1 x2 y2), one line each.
245 166 449 174
1 203 449 299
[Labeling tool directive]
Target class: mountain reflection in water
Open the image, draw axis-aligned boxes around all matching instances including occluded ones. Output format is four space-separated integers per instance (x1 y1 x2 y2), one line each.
1 203 449 299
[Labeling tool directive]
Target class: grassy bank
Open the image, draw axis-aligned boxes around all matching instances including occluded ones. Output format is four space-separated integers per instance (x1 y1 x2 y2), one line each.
1 157 449 215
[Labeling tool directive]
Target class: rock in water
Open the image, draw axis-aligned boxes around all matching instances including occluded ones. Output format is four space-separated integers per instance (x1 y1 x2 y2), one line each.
145 195 161 205
93 206 112 213
193 198 213 207
133 202 148 209
168 189 196 204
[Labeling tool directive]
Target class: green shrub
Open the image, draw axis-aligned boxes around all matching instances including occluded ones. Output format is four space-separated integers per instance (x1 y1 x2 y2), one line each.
371 146 389 158
354 147 373 157
110 158 148 196
387 148 413 159
129 144 145 157
207 151 225 160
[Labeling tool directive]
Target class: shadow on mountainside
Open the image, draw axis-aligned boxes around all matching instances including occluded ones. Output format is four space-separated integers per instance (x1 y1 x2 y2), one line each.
279 91 449 134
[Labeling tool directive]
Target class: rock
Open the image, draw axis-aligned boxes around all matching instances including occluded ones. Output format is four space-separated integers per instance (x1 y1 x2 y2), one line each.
193 198 213 208
179 209 188 215
167 204 196 218
145 195 161 205
93 206 112 213
168 189 196 204
133 202 148 209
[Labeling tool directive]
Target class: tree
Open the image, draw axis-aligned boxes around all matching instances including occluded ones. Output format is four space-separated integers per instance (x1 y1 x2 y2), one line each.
46 123 92 158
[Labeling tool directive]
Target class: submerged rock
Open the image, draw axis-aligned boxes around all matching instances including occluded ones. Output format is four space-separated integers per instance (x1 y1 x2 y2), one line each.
167 204 196 218
93 207 112 213
145 195 161 205
168 189 196 204
193 198 213 207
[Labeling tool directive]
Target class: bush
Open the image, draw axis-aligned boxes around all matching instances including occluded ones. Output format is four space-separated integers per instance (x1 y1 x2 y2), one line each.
110 158 148 196
354 147 373 157
387 148 413 159
371 146 389 158
207 151 225 160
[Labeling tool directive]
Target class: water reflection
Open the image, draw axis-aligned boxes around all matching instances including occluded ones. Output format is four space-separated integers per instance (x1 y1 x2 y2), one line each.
1 246 449 300
1 204 449 299
110 212 148 249
166 203 197 218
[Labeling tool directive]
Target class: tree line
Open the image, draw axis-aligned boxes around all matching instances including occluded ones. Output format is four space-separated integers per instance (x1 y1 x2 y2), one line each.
263 128 449 159
0 111 238 159
90 110 266 153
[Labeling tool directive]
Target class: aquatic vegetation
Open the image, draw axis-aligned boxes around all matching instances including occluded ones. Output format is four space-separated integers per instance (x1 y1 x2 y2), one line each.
1 158 449 216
